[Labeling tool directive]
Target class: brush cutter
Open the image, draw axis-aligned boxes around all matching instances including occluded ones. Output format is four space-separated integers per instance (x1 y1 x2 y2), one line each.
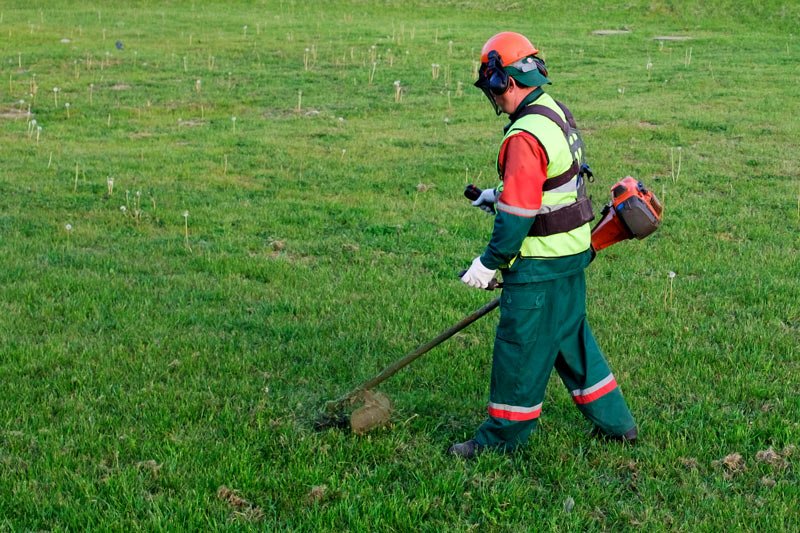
318 177 662 433
315 279 501 433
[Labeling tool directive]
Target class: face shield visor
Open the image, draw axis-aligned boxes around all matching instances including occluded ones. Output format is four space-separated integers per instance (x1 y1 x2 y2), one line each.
474 51 508 116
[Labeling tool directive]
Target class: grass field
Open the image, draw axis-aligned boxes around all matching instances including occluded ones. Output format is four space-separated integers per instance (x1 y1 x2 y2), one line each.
1 0 799 529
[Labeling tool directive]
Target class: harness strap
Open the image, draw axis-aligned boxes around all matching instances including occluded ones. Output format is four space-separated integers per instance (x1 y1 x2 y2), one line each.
511 100 593 238
515 104 570 135
542 160 579 191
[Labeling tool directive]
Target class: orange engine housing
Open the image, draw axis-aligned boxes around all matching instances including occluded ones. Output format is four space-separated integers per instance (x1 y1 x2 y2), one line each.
591 177 663 252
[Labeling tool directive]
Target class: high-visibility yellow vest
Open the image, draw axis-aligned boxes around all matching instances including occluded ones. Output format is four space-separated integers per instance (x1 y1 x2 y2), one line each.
497 93 591 258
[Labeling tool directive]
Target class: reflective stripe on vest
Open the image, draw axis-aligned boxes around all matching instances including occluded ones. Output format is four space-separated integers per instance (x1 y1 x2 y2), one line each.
497 93 591 258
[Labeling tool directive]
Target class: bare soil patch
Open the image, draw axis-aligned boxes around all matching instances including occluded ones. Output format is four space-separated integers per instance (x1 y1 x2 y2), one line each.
0 107 28 120
592 29 631 36
653 35 691 41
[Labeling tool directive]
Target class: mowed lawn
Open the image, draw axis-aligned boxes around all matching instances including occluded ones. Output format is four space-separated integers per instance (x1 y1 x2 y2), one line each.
1 0 798 529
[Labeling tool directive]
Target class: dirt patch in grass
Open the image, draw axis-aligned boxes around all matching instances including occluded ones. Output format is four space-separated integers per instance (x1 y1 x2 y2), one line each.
178 119 205 127
653 35 691 41
592 29 631 36
0 107 28 120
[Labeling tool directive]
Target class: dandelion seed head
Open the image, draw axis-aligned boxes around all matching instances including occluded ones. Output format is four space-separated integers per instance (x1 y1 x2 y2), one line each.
120 205 127 212
668 271 676 279
183 210 189 218
65 223 72 231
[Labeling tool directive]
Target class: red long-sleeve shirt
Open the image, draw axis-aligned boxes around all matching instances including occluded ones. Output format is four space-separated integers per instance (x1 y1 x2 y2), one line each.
497 131 549 216
480 131 549 270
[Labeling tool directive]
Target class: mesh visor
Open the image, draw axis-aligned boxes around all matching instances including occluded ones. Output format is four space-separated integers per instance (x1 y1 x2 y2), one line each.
474 63 502 115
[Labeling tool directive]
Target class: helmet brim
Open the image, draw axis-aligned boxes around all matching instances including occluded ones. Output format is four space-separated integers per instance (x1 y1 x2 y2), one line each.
505 66 551 88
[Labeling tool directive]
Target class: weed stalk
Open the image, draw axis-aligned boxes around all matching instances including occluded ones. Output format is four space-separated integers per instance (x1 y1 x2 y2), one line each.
183 211 192 251
671 147 683 183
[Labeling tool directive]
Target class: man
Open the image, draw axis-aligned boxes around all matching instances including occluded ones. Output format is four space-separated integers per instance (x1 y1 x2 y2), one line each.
450 31 637 459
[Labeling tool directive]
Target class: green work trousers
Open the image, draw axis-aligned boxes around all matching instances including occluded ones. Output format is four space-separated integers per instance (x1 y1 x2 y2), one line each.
474 269 635 451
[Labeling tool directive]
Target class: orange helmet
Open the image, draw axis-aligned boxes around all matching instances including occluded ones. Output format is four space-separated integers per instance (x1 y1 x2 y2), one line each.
479 32 539 66
475 32 550 115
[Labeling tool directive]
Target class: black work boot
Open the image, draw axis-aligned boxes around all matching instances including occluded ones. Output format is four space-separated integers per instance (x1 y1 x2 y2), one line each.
447 439 482 459
592 426 638 444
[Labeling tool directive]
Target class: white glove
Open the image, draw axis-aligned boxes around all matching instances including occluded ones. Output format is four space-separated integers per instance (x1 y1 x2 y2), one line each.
461 256 496 289
471 188 497 214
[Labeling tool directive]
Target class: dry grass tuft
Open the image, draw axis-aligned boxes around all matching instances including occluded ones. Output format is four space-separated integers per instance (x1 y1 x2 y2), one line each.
712 452 745 478
755 447 789 469
217 485 264 522
307 484 328 504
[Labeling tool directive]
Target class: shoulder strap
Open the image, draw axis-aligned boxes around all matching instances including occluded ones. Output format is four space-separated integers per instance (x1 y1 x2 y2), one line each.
514 104 569 136
508 100 583 192
554 100 578 129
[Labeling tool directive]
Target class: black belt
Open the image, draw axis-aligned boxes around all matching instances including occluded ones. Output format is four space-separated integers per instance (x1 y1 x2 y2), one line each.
528 196 594 237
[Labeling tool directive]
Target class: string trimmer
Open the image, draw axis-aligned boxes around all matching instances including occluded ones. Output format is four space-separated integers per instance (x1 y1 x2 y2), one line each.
315 280 501 433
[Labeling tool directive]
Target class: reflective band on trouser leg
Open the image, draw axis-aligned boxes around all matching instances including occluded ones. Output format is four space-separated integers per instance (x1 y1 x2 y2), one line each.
488 401 543 421
571 374 617 404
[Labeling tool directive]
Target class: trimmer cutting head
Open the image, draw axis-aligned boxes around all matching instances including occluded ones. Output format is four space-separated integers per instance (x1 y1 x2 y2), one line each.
313 390 393 434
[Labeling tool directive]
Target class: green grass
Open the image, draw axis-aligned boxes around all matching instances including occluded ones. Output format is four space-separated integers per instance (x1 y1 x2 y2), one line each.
1 0 799 529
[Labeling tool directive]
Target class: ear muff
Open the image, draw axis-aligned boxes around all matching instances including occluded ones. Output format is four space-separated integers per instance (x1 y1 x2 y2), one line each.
532 56 548 78
486 50 509 96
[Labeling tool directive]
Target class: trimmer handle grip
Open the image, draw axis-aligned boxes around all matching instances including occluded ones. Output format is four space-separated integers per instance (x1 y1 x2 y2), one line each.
464 184 482 201
464 184 496 215
457 269 502 291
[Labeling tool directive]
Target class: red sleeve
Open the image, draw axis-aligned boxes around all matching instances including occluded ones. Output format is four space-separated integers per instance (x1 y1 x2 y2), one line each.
496 132 548 217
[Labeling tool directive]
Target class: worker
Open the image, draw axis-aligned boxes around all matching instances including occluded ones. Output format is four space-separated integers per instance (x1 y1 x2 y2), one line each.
450 31 637 459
